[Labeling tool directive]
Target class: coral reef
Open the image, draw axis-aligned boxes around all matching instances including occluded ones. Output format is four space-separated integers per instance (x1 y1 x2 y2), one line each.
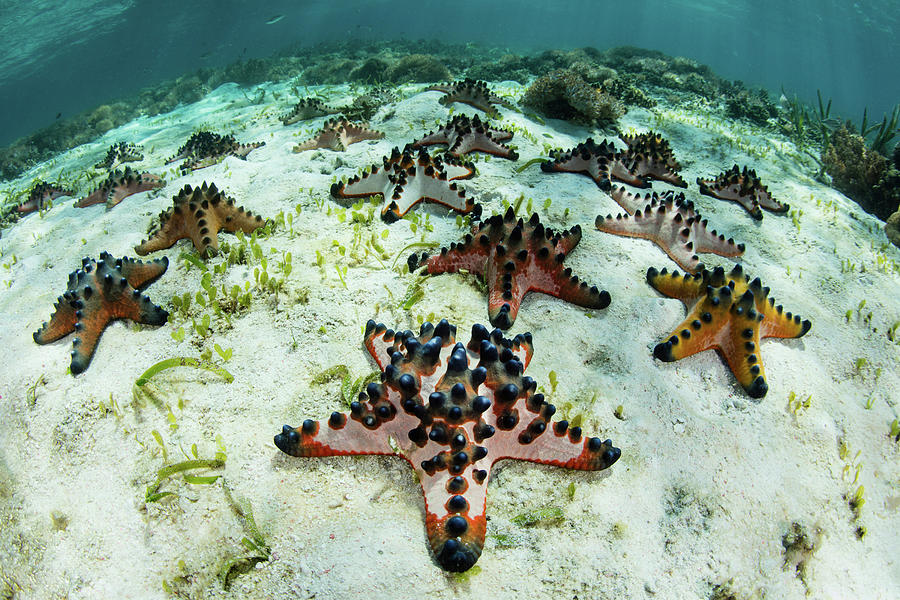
386 54 450 83
135 182 266 257
331 145 477 222
274 318 621 571
292 118 384 153
408 208 610 329
33 252 169 374
726 89 777 126
647 264 811 398
823 126 897 219
596 190 745 273
522 69 623 126
885 209 900 248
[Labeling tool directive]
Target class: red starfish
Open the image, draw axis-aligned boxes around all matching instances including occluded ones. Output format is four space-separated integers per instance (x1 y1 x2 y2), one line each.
618 131 687 188
274 319 621 571
412 114 518 159
408 208 610 329
697 165 789 220
331 145 477 223
596 189 745 273
94 142 144 169
75 167 163 209
425 79 512 118
281 98 339 125
647 264 811 398
165 131 264 173
33 252 169 374
292 117 384 152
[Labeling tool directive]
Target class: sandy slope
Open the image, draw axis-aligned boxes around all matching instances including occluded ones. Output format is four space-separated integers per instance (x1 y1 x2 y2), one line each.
0 80 898 599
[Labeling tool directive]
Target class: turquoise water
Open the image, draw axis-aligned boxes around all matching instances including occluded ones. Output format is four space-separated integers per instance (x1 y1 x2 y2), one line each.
0 0 898 146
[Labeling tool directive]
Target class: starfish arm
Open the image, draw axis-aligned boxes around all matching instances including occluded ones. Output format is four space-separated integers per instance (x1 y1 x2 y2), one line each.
697 178 764 220
597 209 702 273
629 155 687 187
116 255 169 290
755 285 812 339
441 161 476 181
690 220 746 257
412 131 451 149
420 239 490 276
383 176 472 221
719 291 769 398
757 189 790 213
67 299 107 375
274 407 416 458
609 186 655 215
646 266 707 302
606 158 650 188
75 187 108 208
134 211 189 255
331 167 390 199
421 465 488 573
33 297 77 343
652 286 734 363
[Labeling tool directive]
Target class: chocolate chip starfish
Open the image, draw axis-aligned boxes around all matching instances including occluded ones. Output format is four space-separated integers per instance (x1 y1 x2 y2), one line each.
412 114 518 160
596 189 745 273
331 145 477 223
75 167 163 209
647 264 811 398
425 79 513 118
292 117 384 152
409 208 610 329
33 252 169 374
697 165 789 220
274 319 621 572
134 182 266 258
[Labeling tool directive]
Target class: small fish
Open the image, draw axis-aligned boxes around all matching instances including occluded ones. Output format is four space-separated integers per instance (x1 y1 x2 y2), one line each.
55 112 61 119
199 51 211 60
266 14 284 25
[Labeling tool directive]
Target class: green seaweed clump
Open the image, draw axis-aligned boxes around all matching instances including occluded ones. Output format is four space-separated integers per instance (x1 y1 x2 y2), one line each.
386 54 450 83
522 68 623 127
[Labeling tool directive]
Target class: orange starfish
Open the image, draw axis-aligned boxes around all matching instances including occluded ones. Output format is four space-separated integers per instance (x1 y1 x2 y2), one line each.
647 264 811 398
134 182 266 257
33 252 169 374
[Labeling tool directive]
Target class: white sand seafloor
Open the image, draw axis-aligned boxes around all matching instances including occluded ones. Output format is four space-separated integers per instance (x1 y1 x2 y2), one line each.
0 79 898 600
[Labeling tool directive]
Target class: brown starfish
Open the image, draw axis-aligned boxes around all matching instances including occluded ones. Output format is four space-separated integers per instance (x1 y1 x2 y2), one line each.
331 145 477 223
697 165 789 220
412 114 518 159
165 132 264 173
75 167 164 209
134 182 267 257
596 189 745 273
408 208 610 329
292 117 384 152
33 252 169 374
281 98 339 125
647 264 811 398
425 79 512 118
94 142 144 169
618 131 687 188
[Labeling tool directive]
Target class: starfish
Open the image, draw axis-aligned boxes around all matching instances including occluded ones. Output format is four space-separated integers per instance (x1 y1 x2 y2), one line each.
595 189 745 273
425 79 513 118
134 182 267 258
16 182 74 214
281 98 339 125
618 131 687 188
647 264 811 398
274 319 621 572
94 142 144 169
697 165 789 220
75 167 164 209
331 145 477 223
292 117 384 152
408 208 610 329
33 252 169 374
412 114 518 160
165 131 264 173
541 133 689 191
